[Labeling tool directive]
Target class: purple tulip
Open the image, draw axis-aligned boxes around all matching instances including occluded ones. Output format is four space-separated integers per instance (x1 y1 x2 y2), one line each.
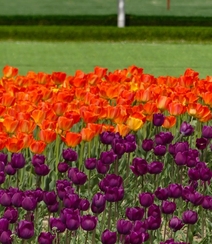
168 184 182 199
155 187 169 201
199 166 211 182
99 174 123 192
17 220 34 239
202 125 212 139
56 180 72 200
38 232 55 244
0 153 7 165
79 199 90 211
0 193 11 207
188 168 200 181
0 172 5 184
147 204 161 219
43 191 57 206
100 131 115 145
188 191 204 206
101 229 117 244
47 202 59 213
4 164 16 175
62 148 78 162
133 220 147 233
196 138 208 150
129 230 143 244
117 219 133 235
96 160 110 174
153 113 165 127
186 149 199 167
100 150 117 165
148 161 164 174
22 196 37 211
68 168 87 185
146 216 161 230
182 210 198 225
91 193 106 214
3 207 18 223
34 164 50 176
112 139 126 157
202 196 212 210
63 193 80 209
154 132 173 145
65 211 80 231
174 151 187 166
153 145 167 156
126 207 144 221
180 121 194 136
11 192 23 207
57 162 69 173
11 153 26 169
142 139 154 152
81 215 97 231
169 216 184 232
50 218 66 233
105 186 124 202
0 230 12 244
161 201 176 215
130 157 148 176
32 154 45 166
84 158 97 170
139 192 154 208
0 218 9 233
125 141 137 153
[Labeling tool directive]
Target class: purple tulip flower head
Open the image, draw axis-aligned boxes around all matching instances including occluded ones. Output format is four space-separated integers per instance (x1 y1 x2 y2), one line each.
0 218 9 233
142 139 154 152
155 187 169 201
38 232 55 244
22 196 37 211
188 191 204 206
0 192 11 207
17 220 34 239
57 162 69 173
161 200 176 215
100 150 117 165
64 210 80 231
182 210 198 225
139 192 154 208
68 167 87 185
11 153 26 169
148 161 164 174
169 216 184 232
0 230 12 244
79 198 90 211
0 153 7 165
168 183 182 199
202 195 212 210
50 218 66 233
196 137 209 150
32 154 45 166
129 230 143 244
202 125 212 139
84 158 97 170
174 151 188 166
96 160 110 175
154 132 174 145
126 207 145 221
101 229 117 244
91 193 106 214
153 113 165 127
3 207 18 224
5 164 16 176
62 148 78 162
100 131 115 145
43 191 57 206
146 216 161 230
130 157 148 176
147 204 161 219
180 121 194 137
34 164 50 176
117 219 133 235
153 145 166 156
80 215 97 231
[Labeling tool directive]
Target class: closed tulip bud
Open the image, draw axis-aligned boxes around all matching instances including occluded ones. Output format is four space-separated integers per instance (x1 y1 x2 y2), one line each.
96 160 110 174
161 201 176 215
100 131 115 145
0 153 7 165
80 215 97 231
50 218 66 233
202 125 212 139
91 193 106 214
174 151 187 166
100 150 117 165
182 210 198 225
133 220 147 233
0 172 5 184
57 162 69 173
126 207 144 221
84 158 97 170
22 196 37 211
117 219 133 235
63 193 80 209
0 230 12 244
139 192 154 208
169 216 184 232
155 187 169 201
38 232 55 244
79 199 90 211
168 184 182 199
47 202 59 213
147 204 161 219
3 207 18 223
129 231 143 244
180 121 194 137
202 195 212 210
68 168 87 185
62 148 78 162
0 192 11 207
11 192 23 207
5 164 16 175
65 211 80 231
17 220 34 239
105 187 124 202
153 113 165 127
101 229 117 244
196 138 208 150
153 145 166 156
11 153 25 169
148 161 164 174
130 157 148 176
34 164 50 176
125 141 137 153
199 166 211 181
0 218 9 233
43 191 57 206
188 168 200 181
188 191 204 206
146 216 161 230
32 154 45 166
142 139 154 152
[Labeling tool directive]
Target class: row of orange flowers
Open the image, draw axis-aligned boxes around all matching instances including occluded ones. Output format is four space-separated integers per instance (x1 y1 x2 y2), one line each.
0 65 212 154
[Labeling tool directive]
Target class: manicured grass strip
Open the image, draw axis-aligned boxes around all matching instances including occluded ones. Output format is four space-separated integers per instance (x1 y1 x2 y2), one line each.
0 0 212 17
1 41 212 79
1 26 212 42
1 15 212 26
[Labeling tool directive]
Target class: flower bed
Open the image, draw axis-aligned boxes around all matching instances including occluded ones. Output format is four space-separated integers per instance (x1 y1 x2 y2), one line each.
0 65 211 243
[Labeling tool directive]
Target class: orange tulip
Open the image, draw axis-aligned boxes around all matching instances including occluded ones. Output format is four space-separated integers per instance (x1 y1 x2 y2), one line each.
81 127 96 142
0 134 7 150
2 117 19 134
80 108 98 124
6 137 24 152
17 132 33 148
29 140 46 154
51 72 66 86
115 124 131 137
3 65 18 78
87 123 103 135
64 111 81 125
1 93 16 107
52 102 68 116
187 103 212 122
18 119 36 134
37 72 52 85
31 109 46 125
156 95 172 111
168 102 186 116
41 120 57 130
0 105 6 116
57 116 74 132
63 131 82 147
134 89 153 103
202 92 212 107
39 129 56 144
162 116 176 129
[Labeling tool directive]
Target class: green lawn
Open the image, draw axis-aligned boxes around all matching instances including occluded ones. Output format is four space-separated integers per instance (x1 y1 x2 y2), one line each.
0 0 211 16
1 41 212 79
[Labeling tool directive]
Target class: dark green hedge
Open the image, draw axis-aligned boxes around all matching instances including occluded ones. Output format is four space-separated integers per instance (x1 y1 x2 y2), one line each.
0 15 212 26
1 26 212 42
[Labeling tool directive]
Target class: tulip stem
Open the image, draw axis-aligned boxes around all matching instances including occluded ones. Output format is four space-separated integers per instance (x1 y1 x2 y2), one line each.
186 225 190 244
163 214 167 241
79 141 85 171
85 231 89 244
107 202 112 230
202 209 205 239
91 229 96 244
55 134 60 173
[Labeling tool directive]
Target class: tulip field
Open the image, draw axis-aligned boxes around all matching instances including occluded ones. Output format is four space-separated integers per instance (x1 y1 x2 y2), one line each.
0 64 212 243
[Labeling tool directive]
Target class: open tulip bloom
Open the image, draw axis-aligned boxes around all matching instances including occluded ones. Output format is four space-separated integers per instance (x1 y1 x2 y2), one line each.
0 65 211 243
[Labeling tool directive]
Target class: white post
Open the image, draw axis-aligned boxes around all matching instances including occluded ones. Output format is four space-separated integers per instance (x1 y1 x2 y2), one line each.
117 0 125 28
